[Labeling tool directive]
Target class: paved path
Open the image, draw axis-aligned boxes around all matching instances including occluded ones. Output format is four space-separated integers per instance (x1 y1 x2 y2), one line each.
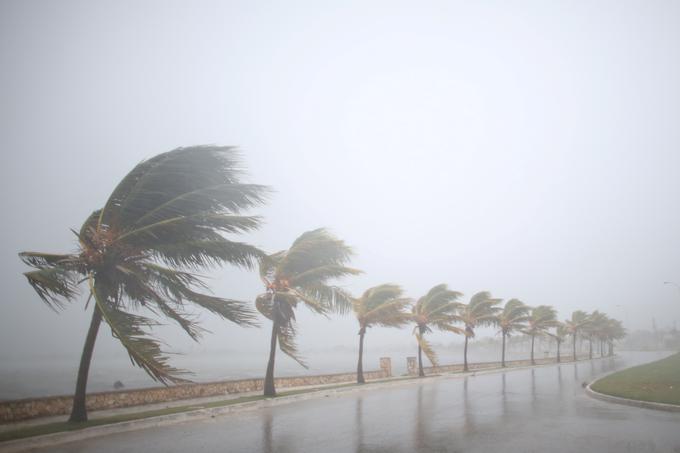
23 352 680 453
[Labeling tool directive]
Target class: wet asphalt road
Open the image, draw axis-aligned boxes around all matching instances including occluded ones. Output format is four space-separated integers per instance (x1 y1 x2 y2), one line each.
29 352 680 453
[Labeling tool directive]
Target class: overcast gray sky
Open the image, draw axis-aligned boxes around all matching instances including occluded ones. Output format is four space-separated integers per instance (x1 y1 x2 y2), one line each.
1 0 679 377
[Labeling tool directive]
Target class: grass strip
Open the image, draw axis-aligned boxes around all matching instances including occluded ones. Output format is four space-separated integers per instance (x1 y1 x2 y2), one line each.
591 352 680 406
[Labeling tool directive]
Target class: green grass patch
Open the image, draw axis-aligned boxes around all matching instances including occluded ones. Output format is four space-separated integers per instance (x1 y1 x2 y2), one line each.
0 377 417 444
591 352 680 406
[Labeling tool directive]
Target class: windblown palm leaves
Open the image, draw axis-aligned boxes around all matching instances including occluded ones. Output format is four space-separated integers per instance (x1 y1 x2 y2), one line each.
453 292 502 371
550 323 568 363
19 146 267 421
585 310 613 358
352 284 411 383
497 299 530 367
524 305 559 365
564 310 590 361
411 284 464 377
256 228 361 396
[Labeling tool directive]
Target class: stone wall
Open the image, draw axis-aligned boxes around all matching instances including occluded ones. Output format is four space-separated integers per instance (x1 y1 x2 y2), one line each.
0 358 392 424
406 354 592 376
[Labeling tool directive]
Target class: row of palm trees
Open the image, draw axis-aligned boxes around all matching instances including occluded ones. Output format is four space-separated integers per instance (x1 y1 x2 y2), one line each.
18 146 624 423
351 284 625 381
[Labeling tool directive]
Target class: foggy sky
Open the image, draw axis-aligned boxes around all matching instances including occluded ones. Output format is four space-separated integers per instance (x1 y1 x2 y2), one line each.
1 0 679 375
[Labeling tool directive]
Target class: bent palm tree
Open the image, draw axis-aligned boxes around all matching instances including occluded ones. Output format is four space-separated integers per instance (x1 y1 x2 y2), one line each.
524 305 559 365
19 146 267 422
351 284 411 383
585 310 608 358
454 292 502 372
411 284 464 377
256 228 360 396
564 310 590 361
603 318 626 356
550 322 568 363
497 299 530 367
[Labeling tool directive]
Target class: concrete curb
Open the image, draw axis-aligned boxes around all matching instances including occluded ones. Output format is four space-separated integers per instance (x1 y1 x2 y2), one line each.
0 356 608 452
586 382 680 413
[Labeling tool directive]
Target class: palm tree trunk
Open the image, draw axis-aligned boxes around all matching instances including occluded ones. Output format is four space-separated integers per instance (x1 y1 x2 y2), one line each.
573 332 577 361
557 339 561 363
264 317 279 397
69 306 103 422
357 327 366 384
501 332 506 367
588 338 593 360
530 334 535 365
417 325 425 377
463 335 469 372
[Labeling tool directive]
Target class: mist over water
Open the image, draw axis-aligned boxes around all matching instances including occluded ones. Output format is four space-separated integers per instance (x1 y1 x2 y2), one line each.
0 339 572 399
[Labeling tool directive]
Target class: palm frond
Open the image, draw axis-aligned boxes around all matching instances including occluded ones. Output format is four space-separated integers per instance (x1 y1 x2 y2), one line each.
278 228 355 276
118 213 262 246
255 293 275 320
526 305 559 335
98 146 268 232
296 283 354 315
90 277 190 384
277 319 307 368
255 291 298 320
181 290 258 327
153 238 264 270
415 332 438 366
290 264 362 288
499 298 530 333
362 297 412 327
258 251 286 284
360 284 404 311
151 297 205 341
19 251 84 310
438 323 466 335
19 252 80 269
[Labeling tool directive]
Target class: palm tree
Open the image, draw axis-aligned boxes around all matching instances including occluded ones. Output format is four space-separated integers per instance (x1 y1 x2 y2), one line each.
585 310 607 359
256 228 360 396
564 310 590 361
411 284 464 377
454 292 502 372
524 305 558 365
497 299 530 367
551 323 568 363
603 318 626 356
351 284 411 383
19 146 267 422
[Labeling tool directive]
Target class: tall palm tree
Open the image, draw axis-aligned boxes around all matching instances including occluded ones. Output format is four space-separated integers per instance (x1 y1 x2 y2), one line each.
497 299 530 367
351 284 412 383
453 292 502 372
550 322 568 363
585 310 607 359
256 228 360 396
19 146 267 422
603 318 626 356
411 284 464 377
524 305 558 365
564 310 590 361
